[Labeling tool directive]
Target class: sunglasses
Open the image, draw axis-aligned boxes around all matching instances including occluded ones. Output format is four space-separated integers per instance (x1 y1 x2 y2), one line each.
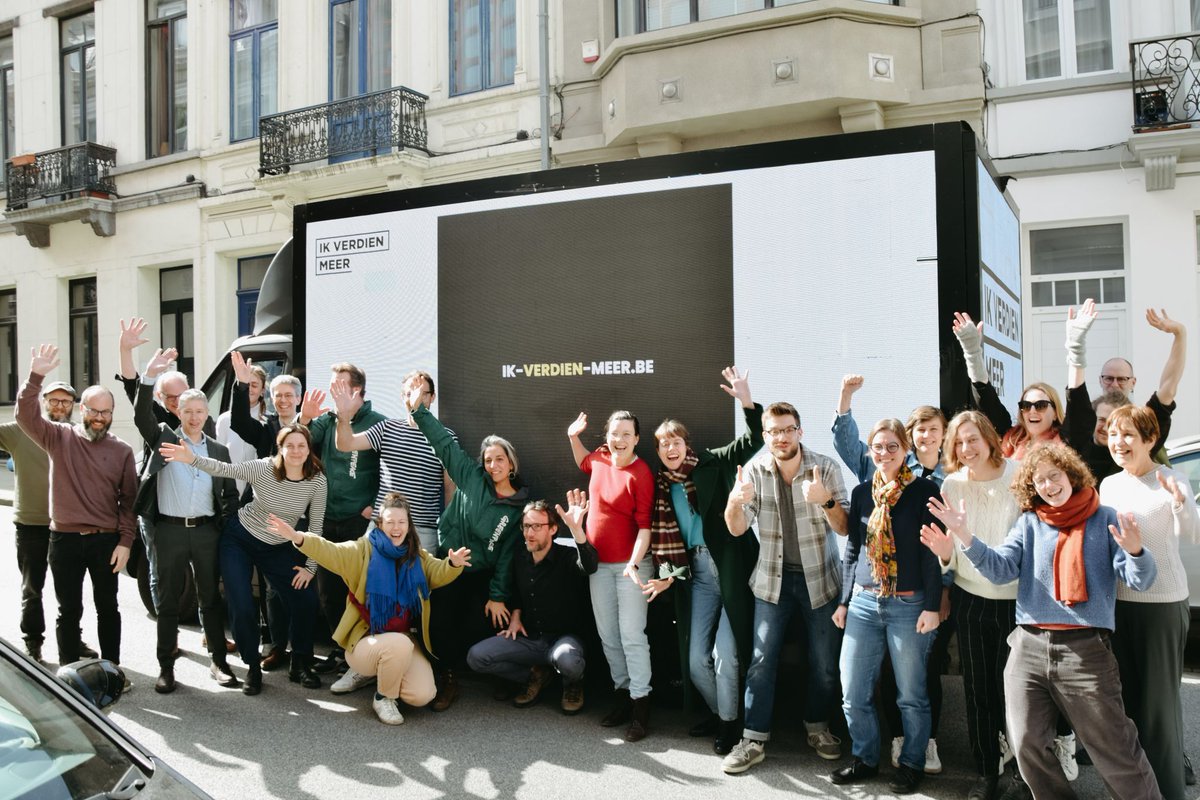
1017 400 1053 413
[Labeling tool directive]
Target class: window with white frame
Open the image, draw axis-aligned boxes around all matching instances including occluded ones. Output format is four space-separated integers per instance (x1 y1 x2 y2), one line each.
616 0 897 36
1022 0 1114 81
1029 223 1125 308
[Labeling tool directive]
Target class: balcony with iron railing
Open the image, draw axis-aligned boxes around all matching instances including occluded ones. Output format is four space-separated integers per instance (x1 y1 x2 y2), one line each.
258 85 429 176
1131 32 1200 130
2 142 118 247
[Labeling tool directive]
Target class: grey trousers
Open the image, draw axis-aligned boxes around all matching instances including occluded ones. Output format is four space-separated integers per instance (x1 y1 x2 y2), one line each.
1112 599 1191 800
466 632 586 685
1004 625 1162 800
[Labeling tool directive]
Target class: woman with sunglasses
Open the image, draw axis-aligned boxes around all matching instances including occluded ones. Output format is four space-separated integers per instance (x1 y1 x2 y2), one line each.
832 419 942 795
953 312 1063 459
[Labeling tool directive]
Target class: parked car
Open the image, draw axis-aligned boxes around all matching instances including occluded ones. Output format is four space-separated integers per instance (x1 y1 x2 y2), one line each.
1165 435 1200 627
0 636 212 799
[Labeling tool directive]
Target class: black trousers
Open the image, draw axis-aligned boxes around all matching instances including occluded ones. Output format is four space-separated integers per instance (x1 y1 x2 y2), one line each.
429 569 499 670
316 514 371 652
48 531 121 663
154 517 225 665
15 523 50 646
953 586 1016 777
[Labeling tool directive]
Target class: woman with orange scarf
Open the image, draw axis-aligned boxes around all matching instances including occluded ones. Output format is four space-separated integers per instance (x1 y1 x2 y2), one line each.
921 442 1162 800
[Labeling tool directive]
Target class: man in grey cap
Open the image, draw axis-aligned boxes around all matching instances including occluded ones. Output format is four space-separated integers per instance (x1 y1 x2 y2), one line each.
0 378 98 663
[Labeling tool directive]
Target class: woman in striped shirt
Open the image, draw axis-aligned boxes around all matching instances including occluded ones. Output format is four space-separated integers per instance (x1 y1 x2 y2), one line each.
160 423 327 696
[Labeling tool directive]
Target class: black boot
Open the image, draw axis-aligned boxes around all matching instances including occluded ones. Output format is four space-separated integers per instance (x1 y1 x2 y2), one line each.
243 664 263 696
624 696 650 742
714 719 741 756
600 688 632 727
288 654 321 689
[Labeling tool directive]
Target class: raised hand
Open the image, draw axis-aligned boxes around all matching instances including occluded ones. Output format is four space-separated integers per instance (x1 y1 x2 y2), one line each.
329 379 358 416
1146 308 1185 337
919 522 955 562
719 366 752 407
554 488 589 532
801 465 832 506
230 350 254 385
730 464 755 505
952 311 983 345
266 513 301 544
1157 470 1189 506
143 347 178 380
401 379 424 413
159 441 197 465
29 344 60 377
300 389 328 421
118 317 149 352
567 412 588 438
1066 297 1097 338
1108 512 1144 555
484 599 511 628
448 547 471 568
841 374 865 396
927 494 969 541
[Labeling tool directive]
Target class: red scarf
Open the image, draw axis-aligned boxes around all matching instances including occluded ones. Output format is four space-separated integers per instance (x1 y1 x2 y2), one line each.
1034 486 1099 606
650 448 698 580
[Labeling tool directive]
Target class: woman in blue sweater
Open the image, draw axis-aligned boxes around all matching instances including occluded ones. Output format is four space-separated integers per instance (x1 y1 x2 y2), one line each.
921 442 1161 800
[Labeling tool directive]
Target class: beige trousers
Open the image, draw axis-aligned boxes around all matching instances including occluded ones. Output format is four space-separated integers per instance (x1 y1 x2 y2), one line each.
346 632 436 706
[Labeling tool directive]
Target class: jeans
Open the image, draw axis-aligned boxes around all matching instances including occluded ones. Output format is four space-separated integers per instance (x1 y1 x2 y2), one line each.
743 570 842 740
219 515 318 666
589 559 652 699
414 524 438 555
48 531 122 663
467 632 586 684
15 523 50 646
841 589 933 770
688 547 739 722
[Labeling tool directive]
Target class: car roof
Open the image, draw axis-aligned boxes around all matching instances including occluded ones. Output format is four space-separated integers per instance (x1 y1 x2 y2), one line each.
1166 435 1200 455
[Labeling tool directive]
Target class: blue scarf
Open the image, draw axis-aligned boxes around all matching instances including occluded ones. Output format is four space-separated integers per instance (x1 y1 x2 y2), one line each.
364 526 428 635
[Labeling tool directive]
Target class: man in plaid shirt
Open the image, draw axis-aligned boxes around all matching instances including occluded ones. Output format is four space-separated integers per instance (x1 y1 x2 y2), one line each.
721 401 849 774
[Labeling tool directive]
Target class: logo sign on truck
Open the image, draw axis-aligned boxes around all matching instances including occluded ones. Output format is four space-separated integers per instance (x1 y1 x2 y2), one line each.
314 231 390 275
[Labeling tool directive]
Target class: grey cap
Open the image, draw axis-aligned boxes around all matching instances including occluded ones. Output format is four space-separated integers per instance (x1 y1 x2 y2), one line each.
42 380 79 400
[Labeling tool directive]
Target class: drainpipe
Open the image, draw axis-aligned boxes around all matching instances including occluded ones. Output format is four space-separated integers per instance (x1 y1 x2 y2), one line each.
539 0 550 170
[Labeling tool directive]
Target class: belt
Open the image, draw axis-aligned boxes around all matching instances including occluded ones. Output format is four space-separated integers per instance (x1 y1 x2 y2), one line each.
158 514 215 528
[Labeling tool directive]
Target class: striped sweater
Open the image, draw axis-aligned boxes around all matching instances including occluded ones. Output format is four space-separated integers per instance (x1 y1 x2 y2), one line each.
191 455 327 572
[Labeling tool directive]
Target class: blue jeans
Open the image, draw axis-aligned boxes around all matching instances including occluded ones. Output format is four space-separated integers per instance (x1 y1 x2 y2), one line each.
688 547 739 722
220 515 318 666
589 559 652 699
743 571 842 740
841 589 934 770
467 633 586 684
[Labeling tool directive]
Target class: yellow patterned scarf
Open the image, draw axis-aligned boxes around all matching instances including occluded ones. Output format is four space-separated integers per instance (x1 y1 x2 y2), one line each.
866 464 914 596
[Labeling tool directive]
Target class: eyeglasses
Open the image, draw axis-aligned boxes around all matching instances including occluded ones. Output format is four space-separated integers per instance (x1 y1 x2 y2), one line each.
1033 470 1065 489
44 398 74 408
870 442 902 454
1100 375 1133 386
765 425 799 439
521 522 552 532
81 405 113 419
1017 400 1053 412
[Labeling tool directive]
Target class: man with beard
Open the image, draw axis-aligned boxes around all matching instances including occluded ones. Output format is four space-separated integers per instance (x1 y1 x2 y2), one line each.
465 492 597 714
0 378 98 663
16 344 138 666
722 401 849 774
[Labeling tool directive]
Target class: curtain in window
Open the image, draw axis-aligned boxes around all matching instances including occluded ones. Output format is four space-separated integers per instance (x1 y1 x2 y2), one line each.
489 0 516 89
645 0 691 31
1073 0 1112 74
1023 0 1061 80
366 0 391 93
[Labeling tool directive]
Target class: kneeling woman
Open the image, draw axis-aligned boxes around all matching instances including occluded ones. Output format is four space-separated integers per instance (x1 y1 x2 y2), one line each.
833 419 942 795
267 492 470 725
922 442 1162 800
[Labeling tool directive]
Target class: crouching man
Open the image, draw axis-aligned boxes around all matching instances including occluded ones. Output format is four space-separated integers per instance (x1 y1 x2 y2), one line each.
467 491 598 714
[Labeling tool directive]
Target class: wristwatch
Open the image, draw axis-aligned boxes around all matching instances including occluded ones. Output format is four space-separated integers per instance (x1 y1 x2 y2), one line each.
822 498 836 509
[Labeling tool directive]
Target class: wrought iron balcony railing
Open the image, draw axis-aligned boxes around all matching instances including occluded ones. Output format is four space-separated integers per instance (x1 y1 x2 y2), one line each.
4 142 117 211
258 86 429 176
1131 33 1200 130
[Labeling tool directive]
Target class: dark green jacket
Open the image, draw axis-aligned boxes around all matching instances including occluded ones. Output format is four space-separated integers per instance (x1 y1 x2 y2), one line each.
307 402 386 520
413 404 528 603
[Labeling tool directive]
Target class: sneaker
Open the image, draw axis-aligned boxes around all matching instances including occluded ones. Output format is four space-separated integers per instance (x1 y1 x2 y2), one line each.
372 695 405 726
722 738 765 775
998 732 1014 773
890 736 903 768
924 738 943 774
561 681 584 715
330 668 375 695
1054 733 1079 781
806 729 842 760
889 764 922 795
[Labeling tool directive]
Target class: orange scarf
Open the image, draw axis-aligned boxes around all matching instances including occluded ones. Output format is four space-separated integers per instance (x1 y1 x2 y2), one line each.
866 464 914 596
1034 487 1099 606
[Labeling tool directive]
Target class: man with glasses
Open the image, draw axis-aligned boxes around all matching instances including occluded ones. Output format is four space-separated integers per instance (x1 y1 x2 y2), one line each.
721 401 849 774
465 493 597 714
0 379 100 664
16 344 138 668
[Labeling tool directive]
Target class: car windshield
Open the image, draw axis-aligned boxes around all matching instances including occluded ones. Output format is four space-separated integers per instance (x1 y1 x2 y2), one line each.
0 657 137 800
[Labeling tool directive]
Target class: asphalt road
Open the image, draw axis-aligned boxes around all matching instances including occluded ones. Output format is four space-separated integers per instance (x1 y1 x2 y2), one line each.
1 499 1197 800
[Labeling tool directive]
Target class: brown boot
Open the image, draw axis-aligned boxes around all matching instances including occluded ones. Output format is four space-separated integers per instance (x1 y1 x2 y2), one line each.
514 665 551 708
600 688 632 727
432 670 458 712
625 696 650 742
561 681 584 715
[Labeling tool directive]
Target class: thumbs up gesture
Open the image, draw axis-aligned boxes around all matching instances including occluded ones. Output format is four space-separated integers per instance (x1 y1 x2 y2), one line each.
801 465 832 506
731 464 755 505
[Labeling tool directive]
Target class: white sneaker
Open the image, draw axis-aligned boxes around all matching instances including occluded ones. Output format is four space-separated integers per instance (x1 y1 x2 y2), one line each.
331 668 375 694
999 731 1014 773
924 738 943 774
722 738 766 774
1054 733 1079 781
891 736 903 768
372 695 405 725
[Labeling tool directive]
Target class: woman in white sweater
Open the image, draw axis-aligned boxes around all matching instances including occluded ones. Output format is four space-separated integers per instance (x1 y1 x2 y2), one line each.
934 411 1020 800
1100 404 1198 800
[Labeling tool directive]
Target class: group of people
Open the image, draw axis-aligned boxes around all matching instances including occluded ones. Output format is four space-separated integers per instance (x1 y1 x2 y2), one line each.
4 301 1196 800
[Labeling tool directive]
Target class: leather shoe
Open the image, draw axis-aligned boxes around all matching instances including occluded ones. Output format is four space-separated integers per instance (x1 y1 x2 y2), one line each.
287 655 321 689
242 665 263 696
600 688 632 727
714 720 741 756
312 653 344 674
78 641 98 659
210 660 240 688
889 764 922 795
432 671 459 712
154 667 176 694
513 665 551 707
688 713 719 737
260 648 289 671
967 775 1000 800
830 759 878 785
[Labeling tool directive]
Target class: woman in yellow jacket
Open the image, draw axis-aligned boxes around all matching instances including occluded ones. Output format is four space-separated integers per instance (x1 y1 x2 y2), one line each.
267 492 470 725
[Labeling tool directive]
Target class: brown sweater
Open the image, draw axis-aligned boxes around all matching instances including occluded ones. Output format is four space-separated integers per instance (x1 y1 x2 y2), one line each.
16 372 138 547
